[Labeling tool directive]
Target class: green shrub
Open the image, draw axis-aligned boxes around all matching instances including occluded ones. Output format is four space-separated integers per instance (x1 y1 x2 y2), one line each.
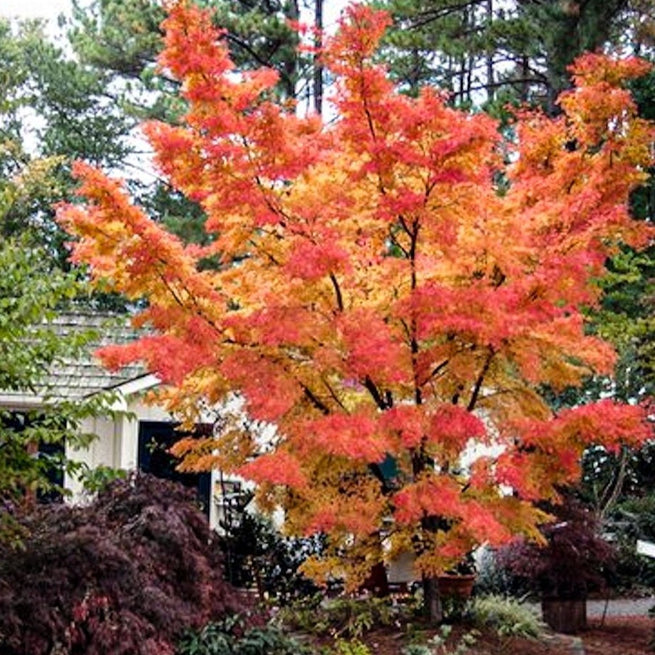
332 638 371 655
79 464 127 494
473 547 530 598
402 646 433 655
278 595 402 639
178 614 314 655
470 595 544 639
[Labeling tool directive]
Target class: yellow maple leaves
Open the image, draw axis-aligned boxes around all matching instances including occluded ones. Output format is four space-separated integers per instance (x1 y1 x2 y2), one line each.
58 2 654 586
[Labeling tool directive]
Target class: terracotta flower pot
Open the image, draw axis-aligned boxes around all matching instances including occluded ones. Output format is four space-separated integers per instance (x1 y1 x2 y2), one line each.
437 574 476 599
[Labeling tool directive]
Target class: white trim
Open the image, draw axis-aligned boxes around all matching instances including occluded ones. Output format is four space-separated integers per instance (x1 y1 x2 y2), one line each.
637 540 655 559
108 373 161 397
0 394 46 409
0 374 161 410
118 412 139 470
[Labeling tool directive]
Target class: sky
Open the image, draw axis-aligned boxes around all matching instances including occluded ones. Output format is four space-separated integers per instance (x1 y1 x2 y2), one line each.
0 0 347 25
0 0 71 19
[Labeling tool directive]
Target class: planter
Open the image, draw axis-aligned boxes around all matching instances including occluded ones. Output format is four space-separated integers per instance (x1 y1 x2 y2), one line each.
437 574 476 599
541 598 587 634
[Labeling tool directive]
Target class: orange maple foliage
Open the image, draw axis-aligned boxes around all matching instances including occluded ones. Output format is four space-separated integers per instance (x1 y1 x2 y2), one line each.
59 3 654 591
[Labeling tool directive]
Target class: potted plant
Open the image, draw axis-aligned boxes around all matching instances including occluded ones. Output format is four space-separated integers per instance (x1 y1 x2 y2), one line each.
437 552 477 599
498 496 615 634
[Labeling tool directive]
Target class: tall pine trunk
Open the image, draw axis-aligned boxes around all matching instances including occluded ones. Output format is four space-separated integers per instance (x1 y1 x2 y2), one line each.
313 0 324 115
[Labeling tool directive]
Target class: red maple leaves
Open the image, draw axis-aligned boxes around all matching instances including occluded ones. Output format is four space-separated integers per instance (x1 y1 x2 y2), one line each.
59 2 654 584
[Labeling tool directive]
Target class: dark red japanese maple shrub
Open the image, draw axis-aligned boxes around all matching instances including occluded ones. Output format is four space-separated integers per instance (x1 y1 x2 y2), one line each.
498 496 616 601
0 474 245 655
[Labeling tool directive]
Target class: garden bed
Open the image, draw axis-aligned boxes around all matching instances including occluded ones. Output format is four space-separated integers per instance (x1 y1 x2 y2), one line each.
317 616 652 655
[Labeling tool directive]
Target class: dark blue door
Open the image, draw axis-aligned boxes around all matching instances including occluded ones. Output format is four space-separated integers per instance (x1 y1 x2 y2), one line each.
137 421 211 516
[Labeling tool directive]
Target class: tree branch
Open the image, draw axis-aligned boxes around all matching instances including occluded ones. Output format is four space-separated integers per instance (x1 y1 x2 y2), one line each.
467 348 494 411
329 272 344 312
301 384 330 415
423 359 449 386
364 375 389 410
322 376 347 412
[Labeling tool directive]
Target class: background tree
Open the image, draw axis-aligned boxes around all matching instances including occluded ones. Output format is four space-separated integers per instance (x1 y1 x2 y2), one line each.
375 0 655 112
0 1 327 267
0 89 120 536
0 15 135 271
0 236 108 538
60 4 654 622
67 0 307 107
373 0 655 512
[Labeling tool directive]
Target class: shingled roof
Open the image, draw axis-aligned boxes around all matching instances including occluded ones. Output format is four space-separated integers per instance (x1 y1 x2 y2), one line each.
0 312 150 406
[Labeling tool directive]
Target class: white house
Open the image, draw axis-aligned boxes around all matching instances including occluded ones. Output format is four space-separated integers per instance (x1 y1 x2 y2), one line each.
0 312 232 531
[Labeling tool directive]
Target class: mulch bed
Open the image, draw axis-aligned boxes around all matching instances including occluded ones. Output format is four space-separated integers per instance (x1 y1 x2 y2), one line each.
322 616 653 654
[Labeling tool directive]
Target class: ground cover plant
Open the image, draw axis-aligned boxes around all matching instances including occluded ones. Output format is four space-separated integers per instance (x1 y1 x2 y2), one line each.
278 594 409 639
60 0 654 622
0 474 244 655
327 616 653 655
468 595 544 639
178 613 313 655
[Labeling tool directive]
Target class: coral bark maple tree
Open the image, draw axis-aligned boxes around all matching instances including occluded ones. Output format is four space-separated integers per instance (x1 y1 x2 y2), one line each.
59 3 654 621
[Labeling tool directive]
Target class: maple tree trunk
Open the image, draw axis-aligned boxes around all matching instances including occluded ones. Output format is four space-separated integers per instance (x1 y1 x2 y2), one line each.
422 575 443 624
419 508 443 624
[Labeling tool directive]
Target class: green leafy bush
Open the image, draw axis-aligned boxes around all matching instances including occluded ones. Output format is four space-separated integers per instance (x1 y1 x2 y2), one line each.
470 595 544 639
331 638 371 655
403 646 434 655
79 464 128 494
473 548 530 598
178 614 314 655
278 595 402 639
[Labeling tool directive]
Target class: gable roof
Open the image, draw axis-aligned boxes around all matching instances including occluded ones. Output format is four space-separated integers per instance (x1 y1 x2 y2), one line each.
0 312 152 408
